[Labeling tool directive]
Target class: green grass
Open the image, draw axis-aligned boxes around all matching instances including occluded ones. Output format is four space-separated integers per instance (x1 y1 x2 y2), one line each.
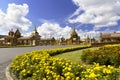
54 50 83 64
0 45 35 48
54 47 99 64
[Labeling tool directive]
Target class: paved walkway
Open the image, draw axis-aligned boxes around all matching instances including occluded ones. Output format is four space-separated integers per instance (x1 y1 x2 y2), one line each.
0 45 74 79
0 61 11 80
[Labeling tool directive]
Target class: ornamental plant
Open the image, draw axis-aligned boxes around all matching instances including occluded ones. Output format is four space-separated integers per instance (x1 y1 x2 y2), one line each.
10 51 86 80
81 63 120 80
81 44 120 67
10 46 120 80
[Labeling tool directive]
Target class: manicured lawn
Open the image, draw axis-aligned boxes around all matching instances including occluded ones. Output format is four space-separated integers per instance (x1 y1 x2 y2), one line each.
0 45 34 48
54 47 99 64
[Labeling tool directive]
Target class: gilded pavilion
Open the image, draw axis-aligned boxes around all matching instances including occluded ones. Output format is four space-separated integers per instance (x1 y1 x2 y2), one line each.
0 25 40 46
66 27 80 44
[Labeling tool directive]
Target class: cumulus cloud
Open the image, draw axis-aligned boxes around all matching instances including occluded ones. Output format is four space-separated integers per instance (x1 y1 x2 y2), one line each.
69 0 120 28
76 29 100 39
0 3 31 35
37 22 72 39
36 22 100 40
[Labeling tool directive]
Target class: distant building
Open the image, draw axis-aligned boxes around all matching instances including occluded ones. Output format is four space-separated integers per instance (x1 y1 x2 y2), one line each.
39 37 56 45
0 25 41 46
66 27 80 45
99 32 120 43
0 35 7 38
0 25 57 46
84 36 96 44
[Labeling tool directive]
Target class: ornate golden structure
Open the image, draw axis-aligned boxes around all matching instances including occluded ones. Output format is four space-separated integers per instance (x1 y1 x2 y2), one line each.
0 25 57 46
0 26 82 46
66 27 80 44
0 25 41 46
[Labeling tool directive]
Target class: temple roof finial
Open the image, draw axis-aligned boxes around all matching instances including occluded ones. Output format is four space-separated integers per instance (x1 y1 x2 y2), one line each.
71 26 78 37
34 24 37 32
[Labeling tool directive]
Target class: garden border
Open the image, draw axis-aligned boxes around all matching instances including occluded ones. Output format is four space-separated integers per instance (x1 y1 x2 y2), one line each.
6 64 18 80
5 46 91 80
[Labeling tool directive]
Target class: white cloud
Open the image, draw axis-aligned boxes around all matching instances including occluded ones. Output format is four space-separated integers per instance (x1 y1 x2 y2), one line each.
37 22 72 39
0 3 31 35
69 0 120 28
77 29 100 39
36 22 101 40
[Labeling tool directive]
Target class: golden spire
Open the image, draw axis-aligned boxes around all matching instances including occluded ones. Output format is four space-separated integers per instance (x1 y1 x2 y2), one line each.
73 26 76 32
31 24 39 36
34 24 37 32
71 26 77 36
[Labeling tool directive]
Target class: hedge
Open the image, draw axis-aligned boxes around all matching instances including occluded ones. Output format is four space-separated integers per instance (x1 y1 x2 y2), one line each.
10 45 120 80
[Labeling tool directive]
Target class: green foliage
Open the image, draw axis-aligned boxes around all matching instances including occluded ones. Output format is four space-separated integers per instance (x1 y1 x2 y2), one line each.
43 45 91 56
10 45 120 80
81 44 120 67
10 51 86 80
81 63 120 80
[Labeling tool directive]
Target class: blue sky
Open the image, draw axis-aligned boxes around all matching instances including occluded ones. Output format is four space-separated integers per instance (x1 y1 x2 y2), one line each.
13 0 77 25
0 0 120 39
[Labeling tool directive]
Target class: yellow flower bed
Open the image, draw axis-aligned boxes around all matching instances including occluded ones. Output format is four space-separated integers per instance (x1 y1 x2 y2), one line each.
10 51 84 80
104 44 120 47
10 46 120 80
81 44 120 67
81 63 120 80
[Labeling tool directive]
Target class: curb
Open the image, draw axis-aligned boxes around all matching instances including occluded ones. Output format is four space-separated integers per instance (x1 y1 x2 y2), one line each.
6 65 13 80
5 65 18 80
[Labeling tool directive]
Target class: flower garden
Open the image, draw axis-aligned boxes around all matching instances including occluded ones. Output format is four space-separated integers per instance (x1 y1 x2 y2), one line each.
10 45 120 80
81 44 120 67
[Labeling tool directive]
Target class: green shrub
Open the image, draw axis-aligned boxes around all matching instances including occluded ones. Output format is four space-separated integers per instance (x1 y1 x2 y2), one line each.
10 51 120 80
10 51 86 80
81 45 120 67
10 45 120 80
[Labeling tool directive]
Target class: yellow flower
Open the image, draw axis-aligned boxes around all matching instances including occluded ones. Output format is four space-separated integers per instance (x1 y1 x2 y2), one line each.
27 70 30 74
33 73 37 76
89 73 97 78
22 69 26 73
76 77 80 80
106 69 111 74
65 63 69 66
65 72 71 76
61 76 64 80
94 66 101 70
66 76 71 79
81 78 85 80
52 66 55 69
103 68 111 74
108 65 114 69
43 78 47 80
68 67 72 71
